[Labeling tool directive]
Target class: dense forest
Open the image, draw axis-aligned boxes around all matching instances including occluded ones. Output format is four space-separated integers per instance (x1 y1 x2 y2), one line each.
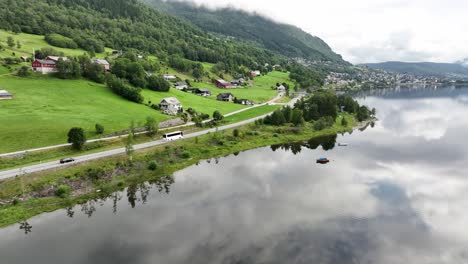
143 0 347 64
0 0 286 72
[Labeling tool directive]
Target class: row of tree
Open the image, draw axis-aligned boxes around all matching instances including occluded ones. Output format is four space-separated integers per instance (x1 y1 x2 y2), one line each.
263 91 374 128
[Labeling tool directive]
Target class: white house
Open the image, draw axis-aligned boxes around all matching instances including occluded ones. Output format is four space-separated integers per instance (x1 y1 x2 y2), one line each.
174 81 188 90
0 90 12 100
163 74 177 81
159 97 183 115
277 85 286 91
250 70 261 77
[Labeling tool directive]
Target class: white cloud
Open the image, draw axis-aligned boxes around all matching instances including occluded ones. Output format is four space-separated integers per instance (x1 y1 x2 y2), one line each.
167 0 468 64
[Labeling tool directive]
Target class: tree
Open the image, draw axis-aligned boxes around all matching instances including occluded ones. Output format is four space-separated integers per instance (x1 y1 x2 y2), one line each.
95 123 104 135
270 109 286 126
341 117 348 127
147 75 170 92
213 110 224 122
125 124 135 161
357 106 370 121
145 116 158 137
282 106 292 123
16 41 21 49
7 36 14 48
291 109 305 126
67 127 86 150
16 66 31 77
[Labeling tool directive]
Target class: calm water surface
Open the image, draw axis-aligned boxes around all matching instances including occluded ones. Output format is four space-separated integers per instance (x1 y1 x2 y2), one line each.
1 86 468 264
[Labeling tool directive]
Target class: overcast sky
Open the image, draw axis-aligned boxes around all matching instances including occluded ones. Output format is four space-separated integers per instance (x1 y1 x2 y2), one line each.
169 0 468 64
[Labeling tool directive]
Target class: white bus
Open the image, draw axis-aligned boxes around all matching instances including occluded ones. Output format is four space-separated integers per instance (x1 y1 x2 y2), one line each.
163 131 184 141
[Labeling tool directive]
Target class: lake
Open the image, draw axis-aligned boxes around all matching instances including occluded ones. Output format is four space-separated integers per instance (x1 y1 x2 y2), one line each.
1 86 468 264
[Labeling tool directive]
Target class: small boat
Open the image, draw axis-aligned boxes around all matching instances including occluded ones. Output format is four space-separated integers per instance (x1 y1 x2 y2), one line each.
316 158 330 164
338 143 349 147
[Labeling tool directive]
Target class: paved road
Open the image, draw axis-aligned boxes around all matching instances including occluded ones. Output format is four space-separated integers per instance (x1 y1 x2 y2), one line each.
0 93 285 158
0 96 299 181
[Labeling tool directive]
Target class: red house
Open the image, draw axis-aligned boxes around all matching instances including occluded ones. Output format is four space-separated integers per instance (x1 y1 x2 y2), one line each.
215 79 234 89
31 56 68 74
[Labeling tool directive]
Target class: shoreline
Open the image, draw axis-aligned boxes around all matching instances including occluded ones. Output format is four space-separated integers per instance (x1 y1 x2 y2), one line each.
0 114 367 228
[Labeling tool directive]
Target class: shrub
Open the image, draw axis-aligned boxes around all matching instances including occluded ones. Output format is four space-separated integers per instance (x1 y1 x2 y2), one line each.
341 117 348 127
45 34 78 49
12 198 19 206
148 161 158 171
86 167 105 180
233 129 240 137
95 123 105 135
67 127 87 150
17 66 31 77
181 151 191 159
55 185 72 198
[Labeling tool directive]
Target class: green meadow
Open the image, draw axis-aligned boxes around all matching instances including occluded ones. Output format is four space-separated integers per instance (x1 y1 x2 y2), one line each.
0 30 112 58
0 76 169 153
192 71 292 103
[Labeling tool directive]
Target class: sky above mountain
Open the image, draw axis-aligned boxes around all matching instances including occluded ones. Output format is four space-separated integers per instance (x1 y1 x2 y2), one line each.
166 0 468 64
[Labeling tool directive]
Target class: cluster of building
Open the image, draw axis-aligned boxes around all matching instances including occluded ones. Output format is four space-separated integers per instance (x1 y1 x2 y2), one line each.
325 69 446 90
31 56 110 74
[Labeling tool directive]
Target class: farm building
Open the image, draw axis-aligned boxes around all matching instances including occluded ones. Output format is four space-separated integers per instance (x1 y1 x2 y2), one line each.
31 56 68 74
0 90 12 100
236 99 254 106
159 97 183 115
217 93 235 102
215 80 234 89
91 59 110 71
174 81 188 90
194 88 211 97
250 70 261 77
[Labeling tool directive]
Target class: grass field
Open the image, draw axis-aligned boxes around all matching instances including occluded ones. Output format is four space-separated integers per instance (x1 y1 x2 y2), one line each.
224 105 280 123
191 71 292 103
0 76 169 153
0 30 112 58
142 88 246 116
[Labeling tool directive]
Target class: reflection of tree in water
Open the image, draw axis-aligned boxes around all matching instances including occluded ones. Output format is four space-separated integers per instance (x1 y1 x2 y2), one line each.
19 221 32 234
66 207 75 218
271 134 337 154
111 193 122 214
81 200 97 218
17 176 175 230
149 175 175 194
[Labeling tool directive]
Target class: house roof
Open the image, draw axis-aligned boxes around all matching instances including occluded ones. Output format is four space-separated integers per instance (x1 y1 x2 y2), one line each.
0 90 12 96
197 88 210 92
175 81 187 86
46 56 68 62
216 80 231 85
92 59 109 65
218 93 233 98
160 97 181 105
35 60 56 65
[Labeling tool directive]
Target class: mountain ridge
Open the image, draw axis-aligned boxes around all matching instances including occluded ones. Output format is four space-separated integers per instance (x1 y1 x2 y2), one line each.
361 61 468 79
142 0 347 64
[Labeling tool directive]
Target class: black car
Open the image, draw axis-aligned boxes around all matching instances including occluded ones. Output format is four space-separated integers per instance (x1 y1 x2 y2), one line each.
60 158 75 164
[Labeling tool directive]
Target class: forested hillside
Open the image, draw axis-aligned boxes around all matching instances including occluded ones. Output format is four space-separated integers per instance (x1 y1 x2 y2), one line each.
143 0 346 64
0 0 284 71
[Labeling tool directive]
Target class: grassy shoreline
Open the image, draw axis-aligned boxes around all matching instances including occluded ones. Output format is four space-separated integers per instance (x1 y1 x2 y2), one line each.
0 114 358 228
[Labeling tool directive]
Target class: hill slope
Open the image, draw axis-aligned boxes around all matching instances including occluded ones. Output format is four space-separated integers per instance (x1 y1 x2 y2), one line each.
0 0 283 69
362 61 468 78
142 0 346 64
